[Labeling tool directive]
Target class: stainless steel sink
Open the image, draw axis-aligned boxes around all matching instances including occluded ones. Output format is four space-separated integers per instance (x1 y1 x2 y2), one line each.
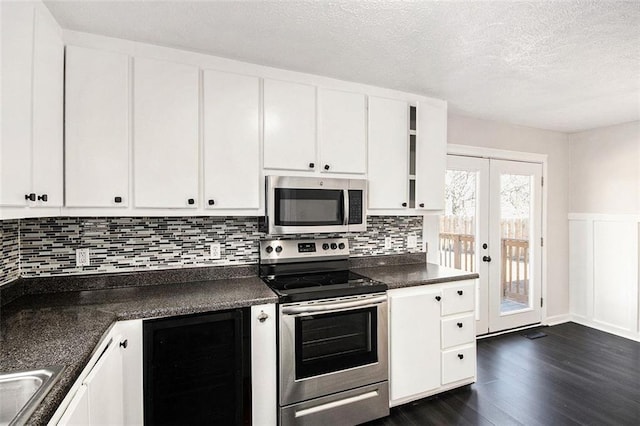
0 366 63 426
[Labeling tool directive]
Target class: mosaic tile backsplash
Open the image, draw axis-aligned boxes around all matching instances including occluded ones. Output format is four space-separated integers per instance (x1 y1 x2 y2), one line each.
1 221 20 284
15 216 423 278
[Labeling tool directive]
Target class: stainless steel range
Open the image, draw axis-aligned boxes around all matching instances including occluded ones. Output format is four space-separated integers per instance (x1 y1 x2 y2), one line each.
259 238 389 426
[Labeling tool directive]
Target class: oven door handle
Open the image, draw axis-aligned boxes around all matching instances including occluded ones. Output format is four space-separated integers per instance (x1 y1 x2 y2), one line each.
281 295 387 316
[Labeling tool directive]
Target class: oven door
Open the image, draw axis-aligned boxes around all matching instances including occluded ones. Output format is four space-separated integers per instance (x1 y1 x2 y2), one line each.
279 293 388 406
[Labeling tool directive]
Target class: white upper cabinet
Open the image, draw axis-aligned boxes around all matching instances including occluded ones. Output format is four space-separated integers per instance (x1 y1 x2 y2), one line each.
318 88 367 174
0 1 63 209
133 57 199 208
1 1 34 207
31 6 64 207
367 96 409 210
263 79 316 171
203 70 260 209
65 46 130 208
415 101 447 210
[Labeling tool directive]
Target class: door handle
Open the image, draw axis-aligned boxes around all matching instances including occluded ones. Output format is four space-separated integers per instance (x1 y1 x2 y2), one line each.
482 256 492 262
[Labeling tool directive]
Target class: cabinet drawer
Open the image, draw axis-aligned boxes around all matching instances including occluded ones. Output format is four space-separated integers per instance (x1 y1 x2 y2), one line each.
442 345 476 385
441 314 475 349
441 282 475 315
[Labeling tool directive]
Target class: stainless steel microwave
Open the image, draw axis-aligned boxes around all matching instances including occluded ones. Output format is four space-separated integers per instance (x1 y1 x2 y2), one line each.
265 176 366 235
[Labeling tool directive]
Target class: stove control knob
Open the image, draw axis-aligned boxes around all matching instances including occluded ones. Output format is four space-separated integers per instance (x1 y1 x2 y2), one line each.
275 246 283 253
322 243 330 250
330 243 337 250
338 243 345 250
265 246 273 254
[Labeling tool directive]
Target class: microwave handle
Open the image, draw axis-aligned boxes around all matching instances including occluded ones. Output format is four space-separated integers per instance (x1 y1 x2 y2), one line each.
343 189 349 226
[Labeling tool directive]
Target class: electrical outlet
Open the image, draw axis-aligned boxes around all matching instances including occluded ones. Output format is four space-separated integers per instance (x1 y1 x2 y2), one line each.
384 237 392 250
76 248 90 267
407 235 418 249
210 243 221 260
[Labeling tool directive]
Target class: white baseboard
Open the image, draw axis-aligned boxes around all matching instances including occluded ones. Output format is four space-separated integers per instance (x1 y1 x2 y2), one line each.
543 314 571 326
571 316 640 343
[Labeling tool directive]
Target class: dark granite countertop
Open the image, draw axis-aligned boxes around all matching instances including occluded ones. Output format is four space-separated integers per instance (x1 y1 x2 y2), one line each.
0 274 276 425
0 254 474 425
354 262 479 289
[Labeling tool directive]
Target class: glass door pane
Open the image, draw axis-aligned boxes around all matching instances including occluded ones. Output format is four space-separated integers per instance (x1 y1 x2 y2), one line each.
440 169 478 272
499 174 532 313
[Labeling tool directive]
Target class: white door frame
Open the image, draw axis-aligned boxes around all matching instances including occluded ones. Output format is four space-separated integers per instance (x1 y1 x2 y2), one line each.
447 144 549 327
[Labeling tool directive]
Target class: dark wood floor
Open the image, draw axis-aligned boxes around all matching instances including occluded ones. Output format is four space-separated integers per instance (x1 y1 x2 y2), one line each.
365 322 640 425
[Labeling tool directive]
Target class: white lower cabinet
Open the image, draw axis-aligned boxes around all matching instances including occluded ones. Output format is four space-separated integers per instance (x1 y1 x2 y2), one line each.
52 306 277 426
50 320 143 425
388 280 477 407
251 304 277 426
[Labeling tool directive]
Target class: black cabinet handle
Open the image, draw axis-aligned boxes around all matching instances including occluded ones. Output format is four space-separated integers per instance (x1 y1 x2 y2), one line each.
457 322 463 328
483 255 492 262
458 354 464 360
435 296 441 301
114 196 123 203
187 198 195 205
457 290 464 296
402 202 407 207
119 339 128 349
208 199 215 206
309 162 315 169
419 203 425 208
324 164 330 170
25 193 36 202
37 194 48 202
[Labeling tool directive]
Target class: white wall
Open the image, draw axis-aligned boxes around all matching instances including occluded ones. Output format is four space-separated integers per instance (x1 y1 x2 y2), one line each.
569 121 640 215
567 121 640 341
444 113 571 320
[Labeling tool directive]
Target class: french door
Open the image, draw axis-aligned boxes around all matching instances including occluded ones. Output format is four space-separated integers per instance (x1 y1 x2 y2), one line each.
440 155 543 334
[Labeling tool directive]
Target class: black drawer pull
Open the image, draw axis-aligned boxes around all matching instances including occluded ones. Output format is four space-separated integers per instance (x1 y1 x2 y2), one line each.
419 203 425 208
457 290 463 296
457 322 463 328
187 198 195 205
435 296 441 301
25 193 36 202
324 164 330 170
402 202 407 207
114 196 122 203
208 199 215 206
37 194 48 202
309 162 315 169
458 354 464 360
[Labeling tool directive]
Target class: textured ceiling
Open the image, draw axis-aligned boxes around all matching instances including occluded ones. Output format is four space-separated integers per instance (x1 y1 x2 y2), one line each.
44 0 640 133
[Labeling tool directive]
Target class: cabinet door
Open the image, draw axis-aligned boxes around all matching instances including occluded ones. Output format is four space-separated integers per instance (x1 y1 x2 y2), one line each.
388 286 441 403
203 70 260 209
251 304 277 426
31 6 63 207
0 1 34 206
368 97 408 209
415 101 447 210
318 88 366 174
57 384 90 426
263 79 316 171
65 46 129 208
83 336 124 425
134 57 199 208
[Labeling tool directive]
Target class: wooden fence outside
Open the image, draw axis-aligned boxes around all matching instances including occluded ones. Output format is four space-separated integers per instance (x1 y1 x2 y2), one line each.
439 216 530 303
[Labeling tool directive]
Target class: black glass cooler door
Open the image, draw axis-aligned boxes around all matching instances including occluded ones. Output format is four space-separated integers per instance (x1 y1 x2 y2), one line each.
294 307 378 379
